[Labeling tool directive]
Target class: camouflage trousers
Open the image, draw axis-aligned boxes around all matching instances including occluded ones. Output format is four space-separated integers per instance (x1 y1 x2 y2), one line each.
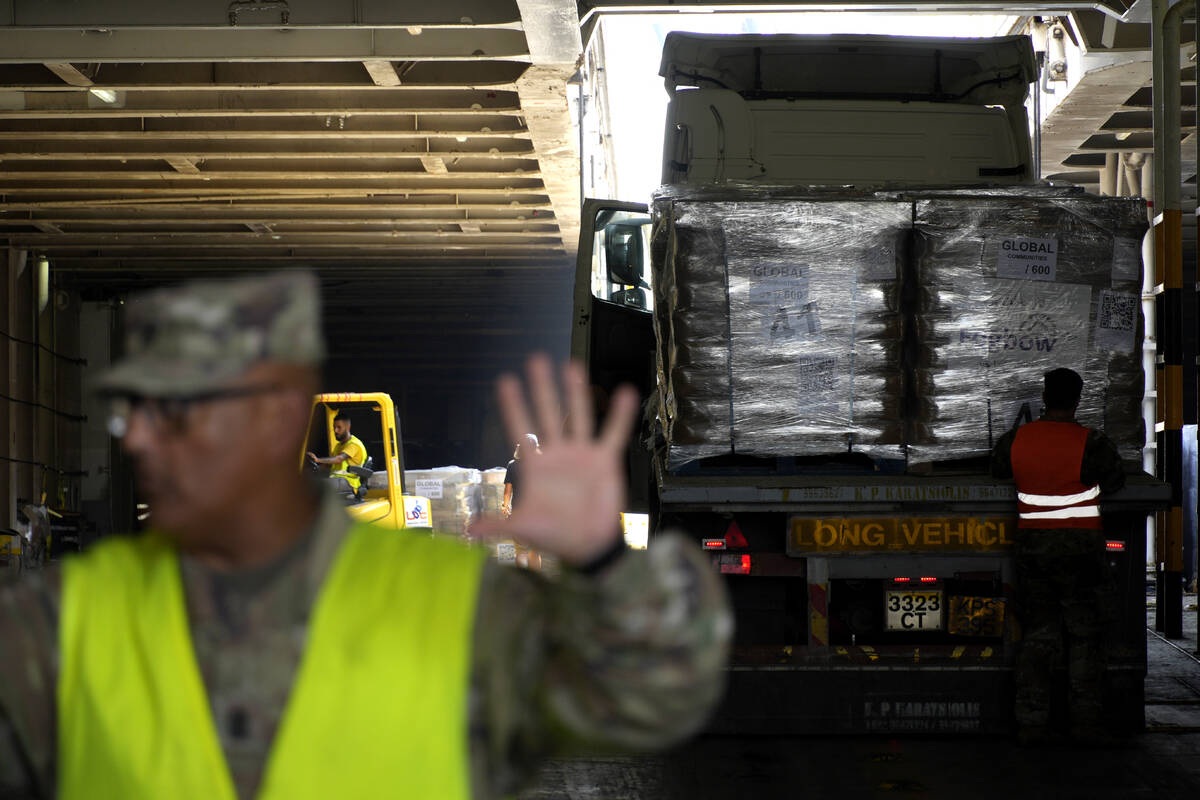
1014 528 1114 731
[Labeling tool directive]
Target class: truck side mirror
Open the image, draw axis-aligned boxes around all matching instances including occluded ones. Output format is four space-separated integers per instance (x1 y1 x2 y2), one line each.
604 222 645 286
609 287 648 309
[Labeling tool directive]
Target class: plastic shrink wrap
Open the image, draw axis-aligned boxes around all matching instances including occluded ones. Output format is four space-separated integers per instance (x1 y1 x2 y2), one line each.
909 189 1146 465
403 466 481 538
652 188 909 467
478 467 507 520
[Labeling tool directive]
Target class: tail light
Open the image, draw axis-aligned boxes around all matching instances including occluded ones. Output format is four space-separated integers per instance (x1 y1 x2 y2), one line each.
703 521 750 552
1106 540 1125 552
717 553 752 575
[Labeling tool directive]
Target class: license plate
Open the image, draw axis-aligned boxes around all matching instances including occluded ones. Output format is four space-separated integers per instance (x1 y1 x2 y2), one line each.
948 596 1006 637
885 590 943 632
495 542 517 564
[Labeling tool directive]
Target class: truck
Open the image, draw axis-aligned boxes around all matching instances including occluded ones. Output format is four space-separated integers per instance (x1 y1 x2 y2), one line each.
573 32 1169 735
304 392 433 530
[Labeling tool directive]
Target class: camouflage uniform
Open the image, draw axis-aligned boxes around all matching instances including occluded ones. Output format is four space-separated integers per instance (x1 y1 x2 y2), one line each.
0 271 733 799
991 424 1125 736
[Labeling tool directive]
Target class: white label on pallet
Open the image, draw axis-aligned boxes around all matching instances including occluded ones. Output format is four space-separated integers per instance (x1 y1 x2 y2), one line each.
996 237 1058 281
415 478 443 499
1111 237 1141 282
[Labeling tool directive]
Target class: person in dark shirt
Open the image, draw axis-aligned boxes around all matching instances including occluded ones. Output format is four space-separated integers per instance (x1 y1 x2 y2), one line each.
991 367 1126 747
502 433 540 518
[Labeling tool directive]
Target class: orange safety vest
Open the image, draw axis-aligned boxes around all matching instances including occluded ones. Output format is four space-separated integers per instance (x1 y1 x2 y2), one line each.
1010 420 1103 530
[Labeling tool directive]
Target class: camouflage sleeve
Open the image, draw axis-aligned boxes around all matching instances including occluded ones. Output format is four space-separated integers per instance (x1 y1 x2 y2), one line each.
0 569 61 799
467 532 732 799
990 426 1017 480
1082 430 1126 494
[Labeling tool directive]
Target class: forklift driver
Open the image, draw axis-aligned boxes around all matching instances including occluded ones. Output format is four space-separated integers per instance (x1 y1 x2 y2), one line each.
307 411 367 493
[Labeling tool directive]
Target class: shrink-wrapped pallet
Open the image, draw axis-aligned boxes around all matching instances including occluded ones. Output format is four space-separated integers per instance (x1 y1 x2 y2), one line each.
478 467 507 520
908 189 1145 464
652 189 909 466
404 466 481 538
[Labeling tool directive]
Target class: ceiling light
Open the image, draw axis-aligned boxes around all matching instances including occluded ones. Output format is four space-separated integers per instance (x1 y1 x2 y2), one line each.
88 88 118 104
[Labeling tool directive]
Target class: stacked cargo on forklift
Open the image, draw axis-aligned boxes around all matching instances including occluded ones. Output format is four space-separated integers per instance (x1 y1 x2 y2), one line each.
403 466 481 538
650 184 1147 469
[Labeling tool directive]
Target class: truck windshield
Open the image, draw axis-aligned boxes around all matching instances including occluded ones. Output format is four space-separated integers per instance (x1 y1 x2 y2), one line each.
590 208 653 312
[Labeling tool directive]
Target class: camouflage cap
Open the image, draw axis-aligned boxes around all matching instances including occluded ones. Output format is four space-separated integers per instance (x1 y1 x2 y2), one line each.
95 270 325 397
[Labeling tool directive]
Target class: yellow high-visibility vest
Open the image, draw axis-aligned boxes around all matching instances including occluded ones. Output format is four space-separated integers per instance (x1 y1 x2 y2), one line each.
330 433 367 491
58 523 484 800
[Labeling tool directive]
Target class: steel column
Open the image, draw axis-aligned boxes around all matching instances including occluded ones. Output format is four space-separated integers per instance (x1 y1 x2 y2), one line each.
1150 0 1193 638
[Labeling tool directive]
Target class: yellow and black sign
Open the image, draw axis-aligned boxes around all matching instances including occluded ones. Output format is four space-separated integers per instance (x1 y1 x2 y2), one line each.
948 596 1006 638
788 516 1016 555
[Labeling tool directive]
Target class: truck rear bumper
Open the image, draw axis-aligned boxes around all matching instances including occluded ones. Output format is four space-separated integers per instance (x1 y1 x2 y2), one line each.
709 661 1145 736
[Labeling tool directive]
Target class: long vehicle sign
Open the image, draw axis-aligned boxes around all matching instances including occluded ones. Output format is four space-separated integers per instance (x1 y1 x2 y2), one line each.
788 516 1016 554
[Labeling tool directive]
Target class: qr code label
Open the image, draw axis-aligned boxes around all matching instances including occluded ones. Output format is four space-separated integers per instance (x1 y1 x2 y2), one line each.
1099 291 1136 331
1094 290 1138 352
495 542 517 564
797 356 838 392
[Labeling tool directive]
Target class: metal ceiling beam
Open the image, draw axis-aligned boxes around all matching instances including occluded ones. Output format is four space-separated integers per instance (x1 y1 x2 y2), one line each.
576 0 1135 19
2 0 522 27
0 0 577 281
0 221 562 232
0 148 536 159
0 130 532 140
0 170 544 181
362 60 403 86
29 244 561 256
1125 84 1197 107
0 173 546 185
0 189 553 203
9 232 563 245
515 0 582 255
0 108 522 121
49 256 568 269
1039 51 1153 169
164 156 201 173
0 200 553 212
0 61 527 90
7 88 520 112
1 80 520 92
0 28 531 63
42 62 93 87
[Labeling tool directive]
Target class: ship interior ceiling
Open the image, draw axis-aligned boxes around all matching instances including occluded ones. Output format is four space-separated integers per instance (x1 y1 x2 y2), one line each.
0 1 1196 477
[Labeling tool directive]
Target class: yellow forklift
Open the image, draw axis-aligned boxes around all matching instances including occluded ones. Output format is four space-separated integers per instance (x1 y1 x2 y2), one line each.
303 392 432 530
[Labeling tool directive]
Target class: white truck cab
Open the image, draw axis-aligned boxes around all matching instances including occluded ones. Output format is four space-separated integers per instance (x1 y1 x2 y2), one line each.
659 32 1037 186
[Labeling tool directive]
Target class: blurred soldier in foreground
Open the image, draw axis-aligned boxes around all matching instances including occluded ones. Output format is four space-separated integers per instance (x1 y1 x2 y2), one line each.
0 271 732 800
991 367 1125 747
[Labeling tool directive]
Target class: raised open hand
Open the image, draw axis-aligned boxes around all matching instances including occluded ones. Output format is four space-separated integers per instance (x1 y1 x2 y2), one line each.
471 355 638 565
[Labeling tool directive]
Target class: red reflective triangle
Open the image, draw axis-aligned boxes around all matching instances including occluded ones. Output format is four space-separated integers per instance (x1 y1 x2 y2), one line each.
724 520 749 549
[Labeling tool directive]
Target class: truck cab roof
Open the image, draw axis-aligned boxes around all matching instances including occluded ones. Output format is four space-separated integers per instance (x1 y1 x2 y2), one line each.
659 32 1036 108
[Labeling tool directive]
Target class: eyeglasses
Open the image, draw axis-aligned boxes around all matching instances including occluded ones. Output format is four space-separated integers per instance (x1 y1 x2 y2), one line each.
108 384 280 438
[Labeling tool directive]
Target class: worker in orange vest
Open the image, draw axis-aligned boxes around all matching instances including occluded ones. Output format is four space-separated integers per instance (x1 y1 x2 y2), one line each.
991 367 1126 747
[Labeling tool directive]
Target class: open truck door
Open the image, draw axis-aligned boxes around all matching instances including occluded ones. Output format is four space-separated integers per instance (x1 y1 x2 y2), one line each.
570 199 656 525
